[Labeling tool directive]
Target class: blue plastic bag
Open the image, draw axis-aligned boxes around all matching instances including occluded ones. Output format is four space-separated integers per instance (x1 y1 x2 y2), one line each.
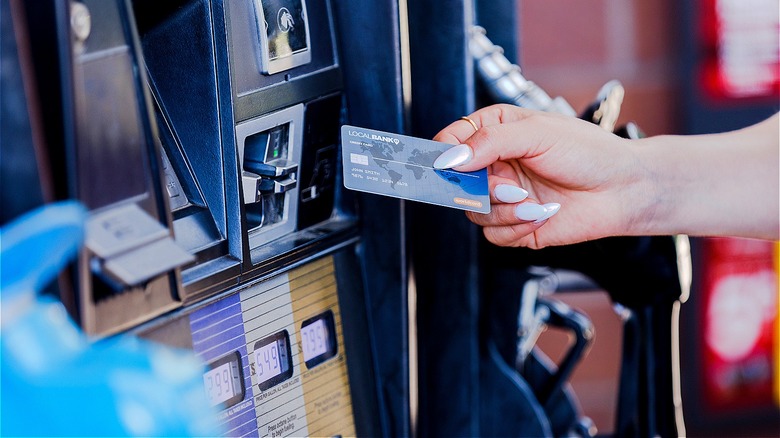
1 202 221 436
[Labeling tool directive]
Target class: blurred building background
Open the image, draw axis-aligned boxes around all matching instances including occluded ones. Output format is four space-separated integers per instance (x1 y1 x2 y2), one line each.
515 0 779 436
518 0 681 136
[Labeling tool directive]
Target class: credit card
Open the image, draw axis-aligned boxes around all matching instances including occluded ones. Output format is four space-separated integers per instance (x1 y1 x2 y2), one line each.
340 125 490 214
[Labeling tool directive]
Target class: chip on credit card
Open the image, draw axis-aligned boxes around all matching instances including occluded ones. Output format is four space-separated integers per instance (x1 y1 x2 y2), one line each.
340 125 490 214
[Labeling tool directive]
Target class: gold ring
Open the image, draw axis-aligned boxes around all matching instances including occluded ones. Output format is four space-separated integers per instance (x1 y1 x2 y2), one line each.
460 116 479 132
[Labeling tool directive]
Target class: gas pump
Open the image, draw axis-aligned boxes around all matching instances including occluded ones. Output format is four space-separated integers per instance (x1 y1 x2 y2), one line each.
4 0 411 436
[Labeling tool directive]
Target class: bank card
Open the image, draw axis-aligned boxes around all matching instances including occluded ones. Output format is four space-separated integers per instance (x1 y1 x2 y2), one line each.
340 125 490 214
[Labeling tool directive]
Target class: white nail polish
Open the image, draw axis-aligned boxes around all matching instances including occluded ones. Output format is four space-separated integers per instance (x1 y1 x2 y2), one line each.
514 203 547 221
494 184 529 203
533 203 561 224
433 144 473 169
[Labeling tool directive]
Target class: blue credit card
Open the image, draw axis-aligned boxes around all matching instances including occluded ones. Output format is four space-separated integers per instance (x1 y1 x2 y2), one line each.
341 125 490 214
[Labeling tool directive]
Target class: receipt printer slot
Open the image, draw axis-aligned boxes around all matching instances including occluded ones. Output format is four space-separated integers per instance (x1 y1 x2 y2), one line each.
86 203 193 288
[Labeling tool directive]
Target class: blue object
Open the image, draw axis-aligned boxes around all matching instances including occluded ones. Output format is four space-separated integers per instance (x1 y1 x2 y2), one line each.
1 202 221 436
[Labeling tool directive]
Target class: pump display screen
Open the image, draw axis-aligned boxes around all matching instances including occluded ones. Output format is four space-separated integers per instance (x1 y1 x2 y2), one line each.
300 310 338 369
254 330 293 390
205 363 238 405
256 341 283 379
257 0 309 60
203 352 245 409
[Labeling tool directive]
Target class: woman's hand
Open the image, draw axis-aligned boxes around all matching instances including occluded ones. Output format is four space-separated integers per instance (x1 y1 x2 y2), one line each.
433 104 646 248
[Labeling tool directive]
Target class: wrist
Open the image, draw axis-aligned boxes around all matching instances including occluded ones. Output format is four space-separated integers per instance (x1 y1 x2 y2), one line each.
623 136 677 236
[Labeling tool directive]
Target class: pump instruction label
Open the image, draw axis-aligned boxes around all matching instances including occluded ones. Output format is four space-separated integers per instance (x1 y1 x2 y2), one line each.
341 125 490 213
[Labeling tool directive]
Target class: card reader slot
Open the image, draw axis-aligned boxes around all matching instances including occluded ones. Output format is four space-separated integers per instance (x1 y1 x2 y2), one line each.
244 158 298 178
236 104 304 248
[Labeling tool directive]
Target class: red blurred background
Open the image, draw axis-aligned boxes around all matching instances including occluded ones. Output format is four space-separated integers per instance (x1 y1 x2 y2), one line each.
516 0 779 436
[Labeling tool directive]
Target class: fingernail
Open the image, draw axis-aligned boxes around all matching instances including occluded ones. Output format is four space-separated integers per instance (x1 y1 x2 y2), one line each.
533 203 561 224
433 144 473 169
514 203 548 221
494 184 529 203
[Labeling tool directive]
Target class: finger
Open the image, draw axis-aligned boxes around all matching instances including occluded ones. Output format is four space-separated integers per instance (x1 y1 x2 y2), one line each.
466 203 522 226
432 105 556 172
452 107 570 173
433 104 536 145
488 175 528 204
482 223 543 248
452 123 539 172
470 198 560 225
466 104 540 128
490 160 524 181
433 104 544 146
466 200 545 226
433 117 482 145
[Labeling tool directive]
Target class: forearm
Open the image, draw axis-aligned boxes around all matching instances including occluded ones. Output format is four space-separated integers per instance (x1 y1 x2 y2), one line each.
631 114 779 239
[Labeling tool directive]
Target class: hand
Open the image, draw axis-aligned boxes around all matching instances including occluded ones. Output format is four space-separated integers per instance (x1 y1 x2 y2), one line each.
433 104 646 248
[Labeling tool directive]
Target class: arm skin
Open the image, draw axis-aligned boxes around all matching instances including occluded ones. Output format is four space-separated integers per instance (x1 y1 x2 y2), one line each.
635 113 779 240
433 105 779 249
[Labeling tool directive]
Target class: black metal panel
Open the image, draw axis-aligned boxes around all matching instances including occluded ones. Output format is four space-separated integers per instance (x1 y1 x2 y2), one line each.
75 49 149 209
298 93 341 229
1 0 46 225
132 0 244 299
406 1 484 437
225 0 343 122
476 0 518 64
224 0 337 97
23 0 76 203
16 0 188 335
333 249 384 438
475 0 519 108
330 2 409 437
134 0 229 239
